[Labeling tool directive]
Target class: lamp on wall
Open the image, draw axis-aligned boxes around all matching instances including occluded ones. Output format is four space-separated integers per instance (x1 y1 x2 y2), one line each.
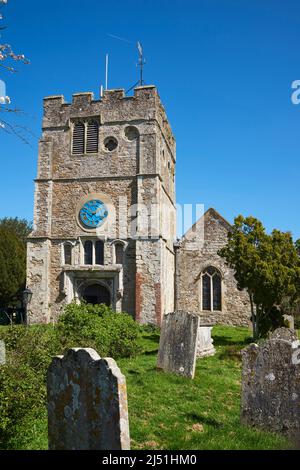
22 287 33 324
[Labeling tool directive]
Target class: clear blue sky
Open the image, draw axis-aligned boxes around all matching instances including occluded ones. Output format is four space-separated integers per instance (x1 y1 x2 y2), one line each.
0 0 299 239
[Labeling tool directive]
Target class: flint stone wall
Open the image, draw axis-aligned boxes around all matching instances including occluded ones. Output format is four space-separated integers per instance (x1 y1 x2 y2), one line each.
27 86 176 326
47 348 130 450
241 328 300 434
176 208 251 327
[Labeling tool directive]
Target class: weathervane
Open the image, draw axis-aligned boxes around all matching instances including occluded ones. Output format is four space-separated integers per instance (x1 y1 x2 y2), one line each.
125 41 146 94
103 34 146 96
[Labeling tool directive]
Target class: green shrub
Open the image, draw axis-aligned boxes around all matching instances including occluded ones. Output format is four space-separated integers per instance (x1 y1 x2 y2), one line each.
0 363 45 449
57 303 141 358
0 304 141 448
0 324 60 376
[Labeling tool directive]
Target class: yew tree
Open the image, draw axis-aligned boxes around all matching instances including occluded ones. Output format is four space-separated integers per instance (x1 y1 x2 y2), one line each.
219 215 300 338
296 239 300 257
0 218 31 308
0 227 26 307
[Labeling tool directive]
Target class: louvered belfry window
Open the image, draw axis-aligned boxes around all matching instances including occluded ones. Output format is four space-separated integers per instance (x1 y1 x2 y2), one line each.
72 120 99 155
72 122 85 154
86 121 99 153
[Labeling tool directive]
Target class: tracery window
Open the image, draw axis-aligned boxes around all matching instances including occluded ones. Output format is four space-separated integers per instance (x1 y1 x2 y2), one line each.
201 266 222 311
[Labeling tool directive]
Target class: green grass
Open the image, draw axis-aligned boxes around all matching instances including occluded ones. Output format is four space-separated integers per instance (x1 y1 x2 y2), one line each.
7 325 296 450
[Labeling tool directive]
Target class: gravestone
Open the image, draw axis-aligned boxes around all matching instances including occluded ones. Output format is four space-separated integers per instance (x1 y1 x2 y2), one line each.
241 327 300 435
283 314 295 330
157 311 199 379
47 348 130 450
196 325 215 358
0 340 5 365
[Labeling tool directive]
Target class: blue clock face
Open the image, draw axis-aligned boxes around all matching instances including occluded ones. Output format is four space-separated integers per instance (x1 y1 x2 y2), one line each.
79 199 108 228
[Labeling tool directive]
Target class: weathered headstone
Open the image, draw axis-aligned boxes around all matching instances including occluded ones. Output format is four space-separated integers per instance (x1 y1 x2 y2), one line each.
196 325 215 358
241 327 300 435
47 348 130 450
270 327 297 342
0 340 5 365
283 314 295 330
157 311 199 378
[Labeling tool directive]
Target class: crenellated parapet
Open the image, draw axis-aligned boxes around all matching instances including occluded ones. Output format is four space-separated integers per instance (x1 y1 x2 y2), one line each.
42 85 175 154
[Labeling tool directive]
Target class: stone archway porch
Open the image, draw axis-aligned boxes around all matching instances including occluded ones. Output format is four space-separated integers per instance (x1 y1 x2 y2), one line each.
61 265 123 312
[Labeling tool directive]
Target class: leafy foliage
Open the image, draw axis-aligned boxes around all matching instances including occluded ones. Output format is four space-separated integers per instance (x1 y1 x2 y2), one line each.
0 218 32 308
0 304 141 448
0 227 26 307
219 215 300 338
296 239 300 257
1 326 295 450
58 302 141 358
0 217 32 244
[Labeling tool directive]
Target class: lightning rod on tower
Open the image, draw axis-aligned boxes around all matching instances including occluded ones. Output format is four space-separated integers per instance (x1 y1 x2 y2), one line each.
137 41 145 86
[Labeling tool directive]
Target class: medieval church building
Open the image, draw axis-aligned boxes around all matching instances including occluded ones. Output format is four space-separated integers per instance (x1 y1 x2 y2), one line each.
27 85 251 327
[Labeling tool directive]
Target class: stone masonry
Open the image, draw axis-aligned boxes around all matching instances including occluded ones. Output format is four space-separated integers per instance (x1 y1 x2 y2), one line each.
175 208 251 327
27 84 250 327
27 86 176 325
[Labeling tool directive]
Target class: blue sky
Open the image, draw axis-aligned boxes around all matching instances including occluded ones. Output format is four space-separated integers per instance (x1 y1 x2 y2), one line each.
0 0 299 239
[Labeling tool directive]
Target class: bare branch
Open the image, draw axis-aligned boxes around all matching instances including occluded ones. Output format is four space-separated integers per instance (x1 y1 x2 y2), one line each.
0 118 33 146
0 0 32 144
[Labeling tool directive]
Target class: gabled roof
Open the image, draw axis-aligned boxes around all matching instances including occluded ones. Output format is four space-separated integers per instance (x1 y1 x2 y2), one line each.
181 207 232 241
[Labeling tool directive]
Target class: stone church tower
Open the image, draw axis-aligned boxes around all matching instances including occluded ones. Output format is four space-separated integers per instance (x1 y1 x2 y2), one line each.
27 86 176 324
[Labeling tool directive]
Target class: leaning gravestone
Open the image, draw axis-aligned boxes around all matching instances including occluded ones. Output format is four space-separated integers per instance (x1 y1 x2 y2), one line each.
241 327 300 435
157 311 199 379
0 340 5 365
47 348 130 450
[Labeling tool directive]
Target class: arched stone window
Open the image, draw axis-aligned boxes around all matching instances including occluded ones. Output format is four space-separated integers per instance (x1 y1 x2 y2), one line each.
95 240 104 265
84 240 93 265
63 243 72 265
115 242 124 264
201 266 222 311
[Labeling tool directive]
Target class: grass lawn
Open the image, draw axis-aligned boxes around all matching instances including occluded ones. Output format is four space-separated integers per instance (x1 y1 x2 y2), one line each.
6 325 295 450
